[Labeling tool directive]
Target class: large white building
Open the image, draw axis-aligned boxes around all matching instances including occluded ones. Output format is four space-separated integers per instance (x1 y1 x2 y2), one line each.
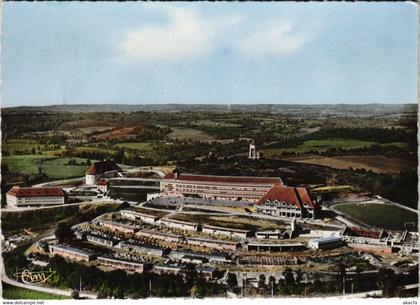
6 186 65 207
161 172 283 203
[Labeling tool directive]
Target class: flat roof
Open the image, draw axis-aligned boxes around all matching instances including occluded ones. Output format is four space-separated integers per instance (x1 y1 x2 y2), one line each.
256 230 282 235
99 220 139 230
98 256 145 266
163 173 283 186
311 236 343 243
49 244 98 256
161 218 198 226
248 242 305 247
187 237 238 245
202 224 251 233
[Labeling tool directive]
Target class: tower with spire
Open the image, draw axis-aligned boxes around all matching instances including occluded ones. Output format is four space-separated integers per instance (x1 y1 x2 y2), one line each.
248 138 260 160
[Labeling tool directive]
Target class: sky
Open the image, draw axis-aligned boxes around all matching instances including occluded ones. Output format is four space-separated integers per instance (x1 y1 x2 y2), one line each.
2 2 418 107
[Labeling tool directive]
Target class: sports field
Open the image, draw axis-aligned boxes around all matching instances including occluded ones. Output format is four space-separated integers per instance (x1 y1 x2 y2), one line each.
333 202 417 230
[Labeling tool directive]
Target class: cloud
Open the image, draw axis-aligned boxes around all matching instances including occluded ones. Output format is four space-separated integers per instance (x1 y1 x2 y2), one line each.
118 7 220 63
117 6 315 63
235 21 311 58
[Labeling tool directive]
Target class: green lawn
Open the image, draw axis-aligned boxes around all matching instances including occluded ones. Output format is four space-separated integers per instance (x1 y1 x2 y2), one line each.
114 142 154 151
40 157 90 179
75 146 115 154
167 127 215 141
2 155 54 175
1 282 70 300
262 138 379 156
333 202 418 230
2 155 89 179
2 139 40 153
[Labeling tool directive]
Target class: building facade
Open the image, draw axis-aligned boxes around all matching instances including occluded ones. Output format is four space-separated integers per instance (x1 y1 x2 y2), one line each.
85 160 122 185
6 186 65 207
161 173 283 203
48 244 98 262
308 236 343 250
97 256 148 273
256 185 317 219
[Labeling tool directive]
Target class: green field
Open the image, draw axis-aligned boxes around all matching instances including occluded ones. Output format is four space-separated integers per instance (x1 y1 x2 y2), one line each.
262 138 379 156
40 157 90 179
114 142 154 151
167 127 214 141
2 282 70 299
2 139 40 153
190 119 241 127
2 155 90 179
74 146 114 154
2 155 54 175
333 202 418 230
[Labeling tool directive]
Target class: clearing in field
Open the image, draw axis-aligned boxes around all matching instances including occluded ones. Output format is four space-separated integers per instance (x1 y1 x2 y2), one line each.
190 119 241 127
114 142 154 151
95 127 136 141
40 157 91 179
167 127 215 141
290 155 416 174
2 155 54 176
2 139 40 154
2 155 93 179
262 138 378 156
332 202 418 230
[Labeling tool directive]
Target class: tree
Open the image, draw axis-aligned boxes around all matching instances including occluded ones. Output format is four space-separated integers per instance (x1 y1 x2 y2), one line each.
377 269 399 298
55 223 74 243
71 289 79 299
259 274 267 290
226 273 238 290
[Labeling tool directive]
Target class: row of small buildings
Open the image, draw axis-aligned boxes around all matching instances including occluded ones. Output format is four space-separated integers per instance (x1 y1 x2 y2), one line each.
47 244 214 278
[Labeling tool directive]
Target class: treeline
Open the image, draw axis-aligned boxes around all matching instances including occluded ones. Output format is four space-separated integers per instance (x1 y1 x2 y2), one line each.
305 127 417 145
194 122 299 142
277 144 417 161
62 139 250 166
47 256 224 298
133 126 171 142
337 169 418 209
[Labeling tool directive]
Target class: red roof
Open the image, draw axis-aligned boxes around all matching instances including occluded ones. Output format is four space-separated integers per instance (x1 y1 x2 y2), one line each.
7 186 65 198
162 173 283 185
86 164 98 175
257 185 315 208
